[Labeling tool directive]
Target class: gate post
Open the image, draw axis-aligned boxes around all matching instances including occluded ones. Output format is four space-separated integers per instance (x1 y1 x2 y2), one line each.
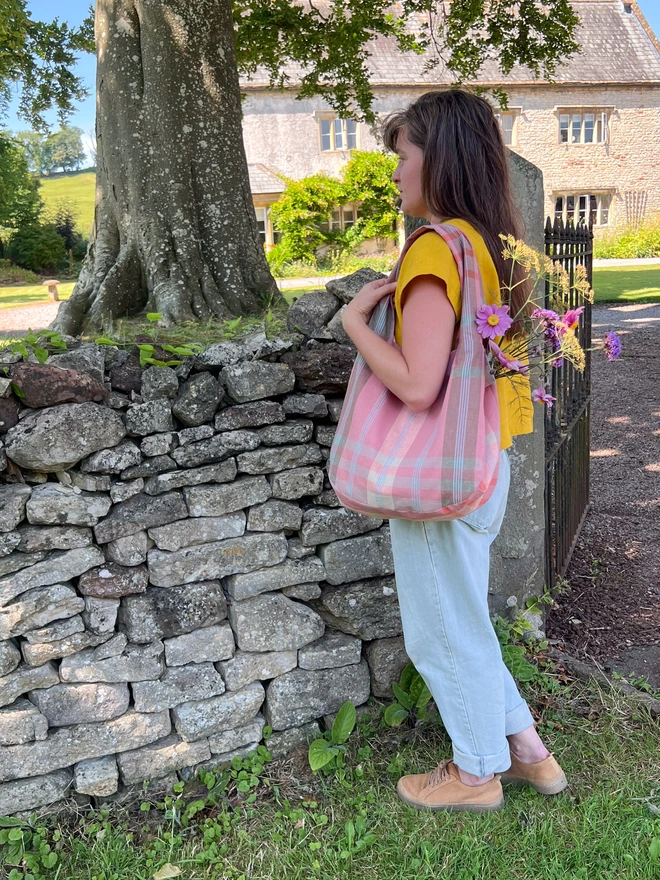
488 152 546 619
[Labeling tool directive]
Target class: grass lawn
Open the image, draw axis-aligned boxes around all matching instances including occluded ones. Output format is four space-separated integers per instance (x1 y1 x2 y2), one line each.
592 266 660 304
40 171 96 237
2 655 659 880
0 283 74 310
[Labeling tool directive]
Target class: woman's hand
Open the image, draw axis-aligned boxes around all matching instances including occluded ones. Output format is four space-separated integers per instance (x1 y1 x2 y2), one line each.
343 277 398 325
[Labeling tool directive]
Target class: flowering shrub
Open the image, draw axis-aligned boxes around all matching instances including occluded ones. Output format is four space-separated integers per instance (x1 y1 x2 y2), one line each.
477 235 621 409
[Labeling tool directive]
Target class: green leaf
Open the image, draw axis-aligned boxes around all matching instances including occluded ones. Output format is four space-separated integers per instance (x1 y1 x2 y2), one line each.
10 382 25 399
398 663 416 692
308 738 336 772
414 682 432 711
94 336 116 345
8 827 24 841
650 837 660 862
383 703 409 727
330 701 356 745
146 313 163 323
34 347 49 364
391 681 413 711
502 644 537 682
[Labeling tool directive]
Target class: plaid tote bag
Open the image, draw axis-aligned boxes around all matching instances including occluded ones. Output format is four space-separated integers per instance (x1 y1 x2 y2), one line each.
327 223 501 521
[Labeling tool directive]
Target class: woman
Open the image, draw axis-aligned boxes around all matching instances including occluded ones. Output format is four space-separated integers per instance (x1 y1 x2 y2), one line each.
341 90 567 813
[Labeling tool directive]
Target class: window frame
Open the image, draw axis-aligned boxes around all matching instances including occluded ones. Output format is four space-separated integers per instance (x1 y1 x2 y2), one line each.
317 114 360 153
553 191 613 227
495 108 522 147
556 107 612 145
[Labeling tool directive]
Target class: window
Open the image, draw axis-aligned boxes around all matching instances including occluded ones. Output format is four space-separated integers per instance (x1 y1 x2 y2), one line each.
322 204 360 232
554 193 612 226
559 110 609 144
254 207 267 246
498 113 516 146
319 116 358 151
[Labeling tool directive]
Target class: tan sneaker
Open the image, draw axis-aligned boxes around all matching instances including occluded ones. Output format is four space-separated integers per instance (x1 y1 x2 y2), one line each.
500 752 568 795
396 759 504 813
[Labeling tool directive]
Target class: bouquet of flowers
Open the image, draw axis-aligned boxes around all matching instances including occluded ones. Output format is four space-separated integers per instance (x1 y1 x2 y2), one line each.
474 235 622 408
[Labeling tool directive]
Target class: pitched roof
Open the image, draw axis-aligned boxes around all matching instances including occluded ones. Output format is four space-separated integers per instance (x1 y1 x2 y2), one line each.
248 164 285 194
240 1 660 90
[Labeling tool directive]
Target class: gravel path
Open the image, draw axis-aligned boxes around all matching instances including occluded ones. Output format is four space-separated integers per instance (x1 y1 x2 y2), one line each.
0 302 61 337
546 302 660 685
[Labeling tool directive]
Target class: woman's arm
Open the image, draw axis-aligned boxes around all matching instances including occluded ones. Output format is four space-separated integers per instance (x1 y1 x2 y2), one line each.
343 275 456 413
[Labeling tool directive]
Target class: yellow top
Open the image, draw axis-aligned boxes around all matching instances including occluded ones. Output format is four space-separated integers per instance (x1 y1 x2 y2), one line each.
394 218 533 450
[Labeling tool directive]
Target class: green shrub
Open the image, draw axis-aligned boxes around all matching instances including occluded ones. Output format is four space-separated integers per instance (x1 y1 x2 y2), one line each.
0 259 39 284
594 216 660 259
7 223 66 273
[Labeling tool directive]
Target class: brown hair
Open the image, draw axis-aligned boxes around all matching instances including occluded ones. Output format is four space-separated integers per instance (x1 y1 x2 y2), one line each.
382 89 530 332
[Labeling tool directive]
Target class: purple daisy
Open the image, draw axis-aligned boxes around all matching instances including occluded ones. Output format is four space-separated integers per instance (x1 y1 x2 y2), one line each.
532 386 556 407
603 331 622 361
476 304 513 340
531 307 560 324
488 340 529 374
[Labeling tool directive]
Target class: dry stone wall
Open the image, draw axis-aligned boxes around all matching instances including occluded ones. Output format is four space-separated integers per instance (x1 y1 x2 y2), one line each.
0 269 412 816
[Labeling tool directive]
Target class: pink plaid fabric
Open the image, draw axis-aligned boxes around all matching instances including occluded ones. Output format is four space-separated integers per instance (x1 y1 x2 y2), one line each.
327 224 501 520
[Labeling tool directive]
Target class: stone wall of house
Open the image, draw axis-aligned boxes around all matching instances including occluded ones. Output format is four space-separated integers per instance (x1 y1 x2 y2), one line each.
0 267 543 815
242 84 660 230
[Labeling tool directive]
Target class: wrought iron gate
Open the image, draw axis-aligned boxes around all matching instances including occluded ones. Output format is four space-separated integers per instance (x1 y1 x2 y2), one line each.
544 218 593 590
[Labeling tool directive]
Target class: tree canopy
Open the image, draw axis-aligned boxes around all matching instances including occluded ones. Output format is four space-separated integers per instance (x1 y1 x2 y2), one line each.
0 132 40 231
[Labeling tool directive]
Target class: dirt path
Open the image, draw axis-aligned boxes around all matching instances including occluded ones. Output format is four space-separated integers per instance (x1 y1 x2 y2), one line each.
546 302 660 686
0 301 60 337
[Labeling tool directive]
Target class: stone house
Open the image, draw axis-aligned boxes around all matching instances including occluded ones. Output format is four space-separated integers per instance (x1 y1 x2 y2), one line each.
240 0 660 243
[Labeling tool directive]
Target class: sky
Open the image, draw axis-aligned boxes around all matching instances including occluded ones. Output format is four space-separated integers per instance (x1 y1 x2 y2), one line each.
3 0 660 161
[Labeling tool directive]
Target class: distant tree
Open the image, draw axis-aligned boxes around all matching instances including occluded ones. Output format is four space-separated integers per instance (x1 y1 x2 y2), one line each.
14 130 47 175
45 127 86 173
0 133 40 231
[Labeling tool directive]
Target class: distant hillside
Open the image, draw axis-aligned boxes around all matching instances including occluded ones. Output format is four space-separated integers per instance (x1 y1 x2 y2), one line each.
40 171 96 238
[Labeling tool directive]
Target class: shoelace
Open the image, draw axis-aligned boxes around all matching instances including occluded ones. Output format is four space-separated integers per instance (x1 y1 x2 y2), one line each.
426 759 453 788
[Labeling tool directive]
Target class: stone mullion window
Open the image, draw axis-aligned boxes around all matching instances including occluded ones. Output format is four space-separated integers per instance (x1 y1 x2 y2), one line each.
558 109 611 145
318 116 359 152
554 192 613 226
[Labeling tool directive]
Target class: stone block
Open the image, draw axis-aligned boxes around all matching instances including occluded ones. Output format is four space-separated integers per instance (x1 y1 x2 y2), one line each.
236 443 323 476
287 537 316 559
172 681 265 742
172 431 259 469
287 290 341 336
327 399 344 422
228 593 325 652
266 722 321 760
298 631 362 671
147 533 288 588
106 531 149 566
118 734 211 785
81 441 142 474
317 526 394 585
314 425 336 447
280 344 355 394
0 546 104 606
257 420 314 446
327 306 351 345
221 362 295 403
74 756 118 796
0 550 46 579
144 460 237 496
282 393 328 418
125 400 174 436
133 663 225 712
300 508 382 546
311 577 402 640
225 557 325 600
282 582 322 601
217 650 298 691
21 630 109 666
215 401 285 431
0 583 84 640
83 596 120 634
0 640 21 676
92 632 127 661
26 484 111 527
0 661 59 708
70 472 113 492
207 714 265 754
184 475 271 517
121 454 177 480
172 372 223 426
93 491 188 544
140 433 175 458
164 623 235 666
141 366 179 402
110 478 144 503
148 513 245 551
246 500 303 533
0 770 72 815
48 344 105 382
269 467 324 500
59 641 164 683
326 268 386 303
0 698 48 745
29 682 130 725
0 532 20 556
16 525 93 553
177 424 214 445
365 637 410 698
118 581 227 643
5 403 126 471
264 660 371 731
0 485 31 532
312 489 341 508
78 562 149 599
0 710 171 782
24 615 84 644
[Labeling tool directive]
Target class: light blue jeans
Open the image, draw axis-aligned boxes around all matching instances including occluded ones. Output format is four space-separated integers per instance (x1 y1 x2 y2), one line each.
388 450 536 777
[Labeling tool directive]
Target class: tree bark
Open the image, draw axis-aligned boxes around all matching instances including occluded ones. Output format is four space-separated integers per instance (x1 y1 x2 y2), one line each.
53 0 281 335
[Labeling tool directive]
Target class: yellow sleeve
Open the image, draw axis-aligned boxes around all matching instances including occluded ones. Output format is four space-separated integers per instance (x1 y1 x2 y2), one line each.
394 232 462 331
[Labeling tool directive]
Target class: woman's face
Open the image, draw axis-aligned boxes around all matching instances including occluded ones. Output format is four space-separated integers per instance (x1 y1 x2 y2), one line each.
392 127 429 220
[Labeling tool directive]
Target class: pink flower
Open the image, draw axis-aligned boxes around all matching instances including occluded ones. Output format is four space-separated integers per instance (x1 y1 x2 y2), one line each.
476 304 513 339
532 386 556 408
488 340 529 374
561 306 585 332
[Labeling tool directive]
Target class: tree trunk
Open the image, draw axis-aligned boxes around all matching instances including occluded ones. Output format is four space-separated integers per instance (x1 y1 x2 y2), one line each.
53 0 281 335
